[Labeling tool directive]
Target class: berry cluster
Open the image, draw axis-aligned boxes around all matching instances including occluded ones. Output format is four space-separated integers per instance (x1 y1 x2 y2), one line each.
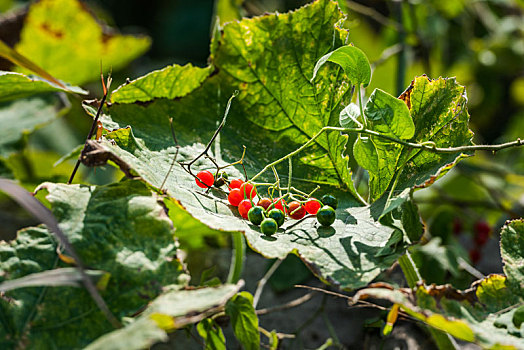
195 170 338 236
469 220 491 264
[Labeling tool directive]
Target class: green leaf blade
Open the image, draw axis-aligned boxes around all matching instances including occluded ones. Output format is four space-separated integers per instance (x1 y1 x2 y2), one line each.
0 71 86 102
225 292 260 350
312 45 371 87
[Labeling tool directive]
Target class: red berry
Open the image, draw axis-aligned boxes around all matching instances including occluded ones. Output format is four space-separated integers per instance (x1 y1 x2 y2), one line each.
229 179 244 189
452 218 462 236
474 221 491 246
238 199 252 219
195 171 214 188
288 201 306 220
469 249 481 264
228 188 243 206
305 198 321 215
240 183 257 199
257 198 272 210
274 198 287 213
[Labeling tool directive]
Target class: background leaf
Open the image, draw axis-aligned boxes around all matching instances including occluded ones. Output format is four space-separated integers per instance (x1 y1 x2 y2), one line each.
86 283 241 350
0 95 67 158
197 318 227 350
0 180 186 349
353 219 524 349
13 0 150 85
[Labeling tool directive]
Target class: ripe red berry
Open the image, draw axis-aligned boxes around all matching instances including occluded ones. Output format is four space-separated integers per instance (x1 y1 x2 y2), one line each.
305 198 321 215
240 183 257 199
257 198 272 210
288 201 306 220
452 218 463 236
469 249 481 264
228 188 243 206
274 198 287 213
474 221 491 246
195 171 214 188
229 179 244 189
238 199 253 219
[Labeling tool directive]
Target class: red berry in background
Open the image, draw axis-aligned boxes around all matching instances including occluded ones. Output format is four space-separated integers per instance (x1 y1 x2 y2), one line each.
474 221 491 246
274 198 287 213
452 218 463 236
195 171 214 188
288 201 306 220
305 198 321 215
469 249 481 264
228 188 243 206
238 199 253 219
257 198 272 210
240 183 257 199
229 179 244 189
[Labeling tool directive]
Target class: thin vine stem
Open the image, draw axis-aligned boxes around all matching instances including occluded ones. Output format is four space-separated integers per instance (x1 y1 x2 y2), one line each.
249 125 523 186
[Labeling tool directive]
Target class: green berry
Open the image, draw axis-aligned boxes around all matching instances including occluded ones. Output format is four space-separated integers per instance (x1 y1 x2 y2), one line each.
260 218 278 236
320 194 338 209
316 206 336 226
267 208 285 227
248 206 265 226
213 172 229 187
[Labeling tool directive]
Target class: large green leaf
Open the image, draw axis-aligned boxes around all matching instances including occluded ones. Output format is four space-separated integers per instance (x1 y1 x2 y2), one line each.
0 95 67 158
0 71 86 102
0 180 186 349
394 76 474 194
85 283 242 350
80 128 420 290
353 220 524 349
78 0 427 290
14 0 150 85
105 0 359 198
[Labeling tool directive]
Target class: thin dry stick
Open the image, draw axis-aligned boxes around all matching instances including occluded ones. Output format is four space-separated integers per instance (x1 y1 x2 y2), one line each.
68 74 112 184
253 258 283 308
256 292 316 315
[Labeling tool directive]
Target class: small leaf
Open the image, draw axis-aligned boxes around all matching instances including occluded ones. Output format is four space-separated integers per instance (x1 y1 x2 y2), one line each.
339 103 362 128
197 319 227 350
225 292 260 350
0 71 86 102
353 135 378 172
311 45 371 87
364 88 414 139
